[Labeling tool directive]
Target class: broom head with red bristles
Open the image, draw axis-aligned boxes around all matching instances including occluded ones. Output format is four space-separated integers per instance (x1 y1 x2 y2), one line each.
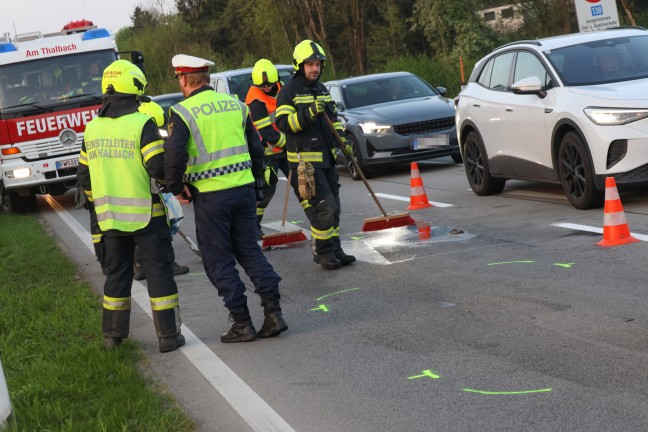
361 212 415 232
261 229 307 247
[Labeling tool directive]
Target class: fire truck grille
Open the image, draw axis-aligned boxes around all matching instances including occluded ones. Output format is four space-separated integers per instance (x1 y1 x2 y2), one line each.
19 137 82 160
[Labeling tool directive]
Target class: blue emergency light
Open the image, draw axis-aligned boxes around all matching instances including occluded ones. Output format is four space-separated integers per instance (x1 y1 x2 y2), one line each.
0 43 17 53
82 29 111 41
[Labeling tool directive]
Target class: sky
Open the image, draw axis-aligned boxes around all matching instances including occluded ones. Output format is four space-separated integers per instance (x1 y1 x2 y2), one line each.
1 0 175 37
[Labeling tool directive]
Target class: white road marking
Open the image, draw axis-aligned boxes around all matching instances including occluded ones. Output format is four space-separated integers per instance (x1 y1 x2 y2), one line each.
551 222 648 241
43 195 297 432
374 192 454 208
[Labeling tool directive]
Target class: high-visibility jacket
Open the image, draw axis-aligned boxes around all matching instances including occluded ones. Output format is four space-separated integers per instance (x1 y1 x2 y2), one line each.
84 112 162 232
245 83 286 158
275 73 347 168
171 89 254 192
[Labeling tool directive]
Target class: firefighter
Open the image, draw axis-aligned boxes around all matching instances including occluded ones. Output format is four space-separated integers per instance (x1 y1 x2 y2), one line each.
244 59 290 239
164 54 287 342
275 40 356 270
77 59 185 353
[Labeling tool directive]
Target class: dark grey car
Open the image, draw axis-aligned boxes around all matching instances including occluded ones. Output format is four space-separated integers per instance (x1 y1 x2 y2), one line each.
325 71 460 179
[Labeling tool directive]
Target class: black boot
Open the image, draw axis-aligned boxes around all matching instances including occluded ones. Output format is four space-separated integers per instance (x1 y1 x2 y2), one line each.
313 254 342 270
221 307 257 343
102 335 122 350
257 297 288 338
159 334 186 352
335 250 356 265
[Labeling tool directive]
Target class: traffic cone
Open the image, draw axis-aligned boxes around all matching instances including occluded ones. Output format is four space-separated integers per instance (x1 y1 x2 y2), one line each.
597 176 639 247
406 162 432 210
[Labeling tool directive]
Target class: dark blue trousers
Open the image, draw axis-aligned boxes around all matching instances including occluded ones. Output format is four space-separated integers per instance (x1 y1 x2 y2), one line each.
194 184 282 310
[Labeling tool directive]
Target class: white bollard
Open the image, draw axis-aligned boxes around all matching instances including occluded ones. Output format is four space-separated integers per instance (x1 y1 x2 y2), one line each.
0 357 13 427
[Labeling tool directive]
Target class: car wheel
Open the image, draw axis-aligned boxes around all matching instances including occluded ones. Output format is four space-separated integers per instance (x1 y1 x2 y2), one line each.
463 131 505 195
346 135 372 180
451 152 463 164
558 131 604 209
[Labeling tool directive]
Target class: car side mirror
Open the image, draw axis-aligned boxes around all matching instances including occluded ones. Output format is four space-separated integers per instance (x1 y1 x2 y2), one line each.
436 86 447 96
511 76 547 99
335 101 346 112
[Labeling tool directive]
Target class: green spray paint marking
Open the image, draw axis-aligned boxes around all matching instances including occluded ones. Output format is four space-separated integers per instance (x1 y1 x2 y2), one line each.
554 262 575 268
310 304 329 313
487 260 535 266
290 220 303 224
351 236 365 240
463 388 552 395
316 288 360 302
407 370 440 380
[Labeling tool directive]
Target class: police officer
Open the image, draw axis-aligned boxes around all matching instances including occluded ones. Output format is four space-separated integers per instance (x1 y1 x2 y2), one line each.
244 59 290 239
77 59 185 353
164 54 287 342
275 40 356 270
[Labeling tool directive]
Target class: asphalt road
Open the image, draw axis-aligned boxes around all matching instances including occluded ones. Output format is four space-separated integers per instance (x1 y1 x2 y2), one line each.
37 156 648 431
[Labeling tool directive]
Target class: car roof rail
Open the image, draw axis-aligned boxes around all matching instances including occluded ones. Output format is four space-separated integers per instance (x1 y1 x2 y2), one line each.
493 40 542 51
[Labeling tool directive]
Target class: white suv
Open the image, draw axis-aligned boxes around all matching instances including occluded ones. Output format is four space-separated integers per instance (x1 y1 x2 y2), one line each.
456 27 648 209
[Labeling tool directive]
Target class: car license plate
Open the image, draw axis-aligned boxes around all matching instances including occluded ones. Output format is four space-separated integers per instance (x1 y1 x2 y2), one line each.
56 158 79 169
409 134 449 150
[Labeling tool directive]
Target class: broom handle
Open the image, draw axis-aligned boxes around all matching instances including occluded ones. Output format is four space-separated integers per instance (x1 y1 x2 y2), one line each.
280 169 292 233
322 114 388 217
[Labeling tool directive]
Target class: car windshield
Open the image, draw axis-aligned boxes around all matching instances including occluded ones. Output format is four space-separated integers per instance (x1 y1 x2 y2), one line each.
545 35 648 86
227 68 293 101
0 50 116 111
341 75 438 109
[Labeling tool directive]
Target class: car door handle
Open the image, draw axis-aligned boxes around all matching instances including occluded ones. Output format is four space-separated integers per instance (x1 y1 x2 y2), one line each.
545 108 553 113
505 106 513 112
472 104 480 107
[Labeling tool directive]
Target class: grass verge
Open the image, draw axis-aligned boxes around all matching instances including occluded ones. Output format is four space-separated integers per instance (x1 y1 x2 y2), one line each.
0 212 194 431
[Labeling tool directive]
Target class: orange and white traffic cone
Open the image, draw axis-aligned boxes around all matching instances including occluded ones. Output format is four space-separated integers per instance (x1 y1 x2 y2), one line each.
406 162 432 210
597 176 639 247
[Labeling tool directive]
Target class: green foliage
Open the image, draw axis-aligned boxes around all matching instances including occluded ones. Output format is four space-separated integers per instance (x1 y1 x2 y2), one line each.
0 214 194 431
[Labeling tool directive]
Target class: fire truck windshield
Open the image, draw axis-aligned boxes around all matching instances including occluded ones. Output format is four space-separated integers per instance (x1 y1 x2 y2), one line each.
0 50 116 111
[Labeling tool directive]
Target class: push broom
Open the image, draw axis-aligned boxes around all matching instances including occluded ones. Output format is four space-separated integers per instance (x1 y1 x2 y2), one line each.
261 169 308 247
322 115 415 232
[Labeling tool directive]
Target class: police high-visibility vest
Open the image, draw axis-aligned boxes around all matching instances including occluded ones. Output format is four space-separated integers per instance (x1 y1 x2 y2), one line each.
171 90 254 192
85 112 158 232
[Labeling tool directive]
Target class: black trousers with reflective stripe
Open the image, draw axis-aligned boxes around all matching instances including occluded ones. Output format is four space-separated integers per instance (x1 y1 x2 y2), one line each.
290 165 341 257
102 216 178 338
194 184 282 311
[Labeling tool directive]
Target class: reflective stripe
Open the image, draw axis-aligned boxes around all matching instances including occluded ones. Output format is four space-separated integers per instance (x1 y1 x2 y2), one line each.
294 95 315 104
288 112 302 133
103 295 131 311
94 196 151 208
150 293 179 311
253 116 272 129
85 190 93 201
276 105 296 117
172 103 249 166
300 200 311 209
97 210 152 224
257 207 265 216
605 186 620 201
141 139 164 162
151 202 165 217
92 233 102 244
603 211 628 226
287 151 322 163
184 160 252 183
311 226 334 240
276 133 286 148
79 150 88 165
332 226 340 237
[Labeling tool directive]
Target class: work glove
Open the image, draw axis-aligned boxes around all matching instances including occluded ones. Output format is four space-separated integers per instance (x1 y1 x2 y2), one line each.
74 184 88 209
341 143 353 157
264 164 278 186
308 99 326 120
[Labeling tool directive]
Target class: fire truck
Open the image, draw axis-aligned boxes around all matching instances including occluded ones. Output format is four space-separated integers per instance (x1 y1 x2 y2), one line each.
0 20 143 212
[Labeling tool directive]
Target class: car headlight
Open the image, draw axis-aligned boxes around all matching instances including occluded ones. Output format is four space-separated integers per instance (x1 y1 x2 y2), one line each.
584 107 648 125
358 122 390 134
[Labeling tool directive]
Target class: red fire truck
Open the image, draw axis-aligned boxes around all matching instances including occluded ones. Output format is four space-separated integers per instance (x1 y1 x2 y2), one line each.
0 20 143 212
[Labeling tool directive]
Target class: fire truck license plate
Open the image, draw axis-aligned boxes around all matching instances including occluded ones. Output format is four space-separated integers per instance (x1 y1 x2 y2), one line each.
56 158 79 169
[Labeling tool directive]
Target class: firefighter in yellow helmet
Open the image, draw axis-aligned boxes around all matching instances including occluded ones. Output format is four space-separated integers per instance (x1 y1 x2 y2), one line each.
164 54 286 342
244 59 289 239
77 59 185 353
275 40 355 270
